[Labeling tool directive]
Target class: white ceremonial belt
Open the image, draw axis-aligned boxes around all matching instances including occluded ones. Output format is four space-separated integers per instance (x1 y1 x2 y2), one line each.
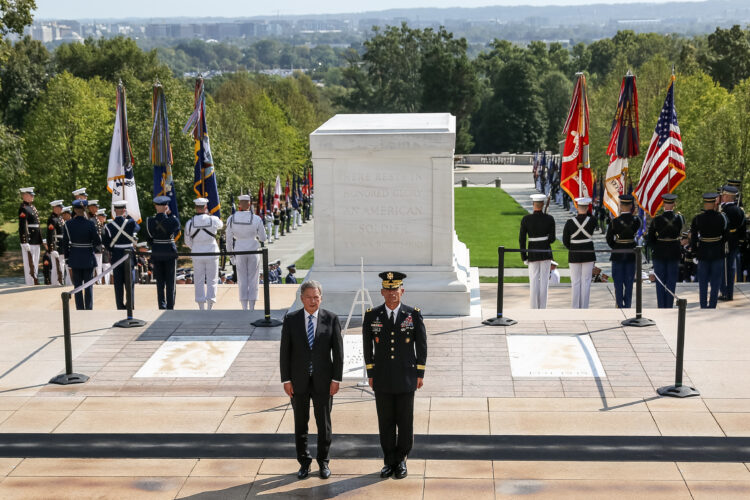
55 235 64 239
114 243 133 249
570 239 592 243
27 224 40 228
528 236 548 242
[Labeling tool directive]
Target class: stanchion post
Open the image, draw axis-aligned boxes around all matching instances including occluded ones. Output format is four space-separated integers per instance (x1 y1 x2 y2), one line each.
114 249 146 328
49 292 89 385
252 247 283 327
621 246 655 327
483 246 517 326
657 298 699 397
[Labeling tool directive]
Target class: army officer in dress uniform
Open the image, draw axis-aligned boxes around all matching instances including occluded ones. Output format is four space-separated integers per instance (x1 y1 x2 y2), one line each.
363 272 427 480
719 185 746 301
146 196 181 310
102 200 140 310
62 200 101 310
646 193 684 308
606 194 640 308
691 193 728 308
519 194 556 309
18 187 42 285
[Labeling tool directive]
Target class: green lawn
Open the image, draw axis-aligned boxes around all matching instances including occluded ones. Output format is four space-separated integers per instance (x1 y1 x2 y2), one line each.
295 248 314 269
455 188 568 268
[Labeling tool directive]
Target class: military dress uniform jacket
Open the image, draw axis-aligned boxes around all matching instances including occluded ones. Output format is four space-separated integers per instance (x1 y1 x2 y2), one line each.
146 213 181 262
606 213 641 262
62 216 101 269
690 210 728 261
519 212 556 262
721 203 746 252
647 211 684 261
562 214 597 263
46 212 65 252
363 304 427 394
18 203 43 245
102 216 140 256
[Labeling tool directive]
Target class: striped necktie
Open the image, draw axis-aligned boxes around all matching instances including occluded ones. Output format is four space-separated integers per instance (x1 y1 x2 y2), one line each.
307 314 315 375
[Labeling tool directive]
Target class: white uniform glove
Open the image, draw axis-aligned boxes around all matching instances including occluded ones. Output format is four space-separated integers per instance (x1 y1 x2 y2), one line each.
21 243 31 252
523 260 529 266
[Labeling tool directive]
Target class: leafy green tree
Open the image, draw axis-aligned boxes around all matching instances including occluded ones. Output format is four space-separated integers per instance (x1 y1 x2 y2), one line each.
0 36 50 129
702 25 750 90
539 71 573 150
0 124 25 221
0 0 35 41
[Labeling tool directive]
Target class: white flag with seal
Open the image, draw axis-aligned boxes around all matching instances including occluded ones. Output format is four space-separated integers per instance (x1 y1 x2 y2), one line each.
107 83 141 222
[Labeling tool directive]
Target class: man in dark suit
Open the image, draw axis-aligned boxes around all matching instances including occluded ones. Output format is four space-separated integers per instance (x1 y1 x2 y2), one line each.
363 271 427 480
62 199 101 310
280 280 343 480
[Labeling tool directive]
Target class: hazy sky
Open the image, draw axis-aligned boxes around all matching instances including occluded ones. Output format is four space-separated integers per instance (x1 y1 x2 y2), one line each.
35 0 702 19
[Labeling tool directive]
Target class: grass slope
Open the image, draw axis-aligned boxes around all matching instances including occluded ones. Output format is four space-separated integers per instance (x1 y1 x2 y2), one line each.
454 188 568 268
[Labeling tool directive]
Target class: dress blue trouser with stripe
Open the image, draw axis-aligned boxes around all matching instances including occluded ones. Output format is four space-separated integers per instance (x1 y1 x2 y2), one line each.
720 248 738 299
652 258 679 309
698 258 723 308
612 260 635 309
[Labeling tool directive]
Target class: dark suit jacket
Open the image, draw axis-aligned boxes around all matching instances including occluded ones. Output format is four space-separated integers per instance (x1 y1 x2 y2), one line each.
280 307 344 395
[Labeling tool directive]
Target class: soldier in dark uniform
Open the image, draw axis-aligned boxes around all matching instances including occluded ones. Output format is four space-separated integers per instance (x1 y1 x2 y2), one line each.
285 202 293 233
86 200 105 281
280 204 287 236
646 193 684 308
273 207 281 239
62 200 101 310
562 196 597 308
302 194 311 221
519 194 556 309
606 194 641 308
719 185 746 301
102 200 140 310
47 200 66 286
363 272 427 480
285 264 298 284
678 231 696 283
146 196 181 310
690 193 728 309
18 187 42 286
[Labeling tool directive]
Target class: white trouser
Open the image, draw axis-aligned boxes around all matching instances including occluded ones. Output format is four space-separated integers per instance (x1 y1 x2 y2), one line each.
528 260 551 309
20 244 41 285
193 257 219 305
274 226 279 239
266 223 274 241
236 253 261 304
101 263 111 285
95 253 103 283
570 261 595 309
49 251 67 286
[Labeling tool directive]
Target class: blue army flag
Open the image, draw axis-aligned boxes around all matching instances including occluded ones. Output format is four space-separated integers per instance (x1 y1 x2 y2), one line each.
150 83 180 222
291 176 299 209
183 77 221 217
107 82 142 222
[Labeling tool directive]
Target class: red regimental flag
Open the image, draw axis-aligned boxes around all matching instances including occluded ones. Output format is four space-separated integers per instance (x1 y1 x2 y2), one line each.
560 73 593 203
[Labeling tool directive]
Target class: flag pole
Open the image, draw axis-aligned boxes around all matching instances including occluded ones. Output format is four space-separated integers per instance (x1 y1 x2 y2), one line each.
667 67 676 194
576 72 585 198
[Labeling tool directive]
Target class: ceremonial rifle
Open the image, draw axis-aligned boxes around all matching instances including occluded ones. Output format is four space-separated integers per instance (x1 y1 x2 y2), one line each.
23 214 39 285
543 192 552 214
52 223 63 286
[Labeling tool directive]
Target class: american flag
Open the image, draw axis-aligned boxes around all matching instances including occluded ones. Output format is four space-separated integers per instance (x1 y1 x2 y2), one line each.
633 79 685 216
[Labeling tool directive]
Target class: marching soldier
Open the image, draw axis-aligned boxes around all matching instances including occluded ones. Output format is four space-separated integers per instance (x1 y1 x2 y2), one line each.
226 194 267 311
363 272 427 480
18 187 42 286
62 200 101 310
146 196 181 310
102 201 140 310
562 196 597 308
719 185 746 301
46 200 67 286
519 193 556 309
647 193 684 308
184 198 223 310
690 193 728 308
606 194 640 308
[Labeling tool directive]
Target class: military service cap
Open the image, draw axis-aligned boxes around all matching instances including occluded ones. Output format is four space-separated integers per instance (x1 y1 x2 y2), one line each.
112 200 128 209
727 179 741 188
379 271 406 289
153 195 170 205
194 197 209 206
662 193 677 203
72 188 87 197
96 209 106 216
575 197 592 205
72 199 88 208
19 187 35 195
619 194 634 204
62 206 72 213
238 194 251 201
530 194 546 202
49 200 64 207
703 193 719 202
88 199 99 206
722 185 739 195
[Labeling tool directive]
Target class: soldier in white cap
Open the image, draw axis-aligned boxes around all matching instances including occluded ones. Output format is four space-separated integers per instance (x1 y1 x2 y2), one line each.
72 188 87 200
18 187 42 285
184 197 224 310
225 194 267 310
562 197 597 308
47 199 67 286
519 193 556 308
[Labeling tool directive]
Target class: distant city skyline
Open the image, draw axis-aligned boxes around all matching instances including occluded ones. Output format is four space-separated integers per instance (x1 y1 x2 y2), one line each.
35 0 703 20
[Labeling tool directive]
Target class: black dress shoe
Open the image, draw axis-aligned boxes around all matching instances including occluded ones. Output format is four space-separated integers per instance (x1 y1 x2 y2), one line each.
297 464 310 479
718 295 730 301
380 465 393 478
395 461 407 479
319 464 331 479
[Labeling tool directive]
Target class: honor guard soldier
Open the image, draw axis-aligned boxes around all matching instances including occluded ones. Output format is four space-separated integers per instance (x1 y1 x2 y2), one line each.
606 194 641 308
146 196 181 310
285 264 298 284
62 200 101 310
102 201 140 310
185 198 223 310
61 206 72 223
562 197 597 308
86 200 104 281
647 193 684 308
519 194 556 308
225 194 267 311
72 188 88 202
363 272 427 480
719 185 746 301
690 193 728 308
18 187 42 285
273 207 281 239
47 200 67 286
678 232 696 282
